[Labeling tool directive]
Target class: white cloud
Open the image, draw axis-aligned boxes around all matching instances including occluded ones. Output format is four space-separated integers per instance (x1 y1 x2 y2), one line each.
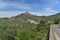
0 11 25 18
0 0 59 17
0 0 7 8
40 7 59 16
46 0 59 7
44 8 56 13
0 0 31 10
29 7 59 16
10 3 31 10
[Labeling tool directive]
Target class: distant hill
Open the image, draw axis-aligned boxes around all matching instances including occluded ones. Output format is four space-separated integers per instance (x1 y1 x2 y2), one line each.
8 12 60 22
0 12 60 22
47 13 60 20
0 12 60 40
49 13 60 18
10 12 40 21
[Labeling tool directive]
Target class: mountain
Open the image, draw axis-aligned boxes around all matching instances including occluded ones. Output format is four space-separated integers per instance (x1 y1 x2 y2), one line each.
10 12 40 21
0 12 60 40
46 13 60 20
0 12 60 22
49 13 60 18
8 12 60 22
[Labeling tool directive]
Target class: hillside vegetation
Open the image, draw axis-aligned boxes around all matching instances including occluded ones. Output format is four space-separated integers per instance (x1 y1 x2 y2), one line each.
0 12 60 40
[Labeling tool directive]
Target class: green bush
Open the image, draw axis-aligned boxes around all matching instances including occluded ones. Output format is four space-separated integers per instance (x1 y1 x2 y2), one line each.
16 29 35 40
53 19 59 24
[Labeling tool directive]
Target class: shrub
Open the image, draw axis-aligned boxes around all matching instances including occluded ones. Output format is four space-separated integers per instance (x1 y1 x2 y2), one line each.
16 29 35 40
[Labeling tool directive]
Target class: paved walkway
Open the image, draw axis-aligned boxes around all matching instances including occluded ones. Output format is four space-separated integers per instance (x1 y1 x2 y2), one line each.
53 25 60 40
49 25 60 40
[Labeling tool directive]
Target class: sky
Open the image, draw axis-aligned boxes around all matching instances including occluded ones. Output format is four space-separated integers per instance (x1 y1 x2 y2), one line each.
0 0 60 17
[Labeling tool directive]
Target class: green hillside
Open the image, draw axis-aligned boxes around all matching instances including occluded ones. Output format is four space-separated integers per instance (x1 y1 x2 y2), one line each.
0 12 60 40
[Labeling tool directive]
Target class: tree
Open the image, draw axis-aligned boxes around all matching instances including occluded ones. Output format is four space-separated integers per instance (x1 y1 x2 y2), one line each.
53 19 59 24
16 29 35 40
35 20 46 32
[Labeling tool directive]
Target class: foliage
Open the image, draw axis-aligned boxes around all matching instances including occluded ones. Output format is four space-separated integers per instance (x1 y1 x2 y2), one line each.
53 19 60 24
0 12 60 40
16 29 35 40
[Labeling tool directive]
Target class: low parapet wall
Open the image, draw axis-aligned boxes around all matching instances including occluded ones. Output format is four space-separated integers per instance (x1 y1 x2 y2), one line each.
49 25 54 40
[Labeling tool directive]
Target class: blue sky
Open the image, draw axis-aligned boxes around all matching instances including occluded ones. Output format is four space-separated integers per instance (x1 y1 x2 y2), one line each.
0 0 60 17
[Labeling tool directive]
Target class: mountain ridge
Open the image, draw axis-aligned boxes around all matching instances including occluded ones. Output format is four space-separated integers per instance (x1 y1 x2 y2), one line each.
0 12 60 21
